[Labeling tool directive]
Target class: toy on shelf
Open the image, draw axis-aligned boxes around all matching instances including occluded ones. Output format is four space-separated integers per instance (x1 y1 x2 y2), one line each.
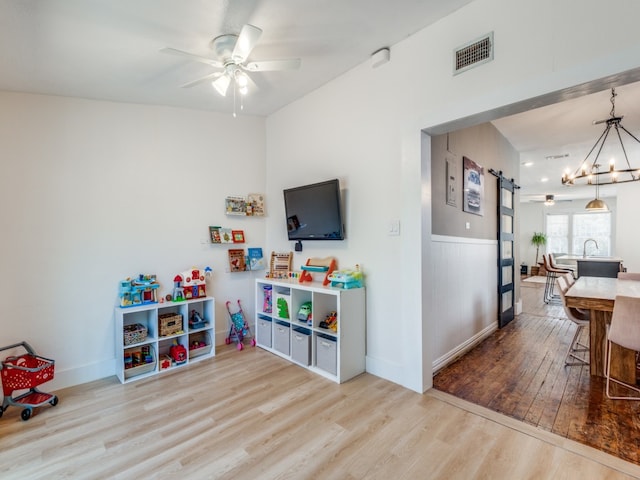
267 251 293 279
119 274 160 307
277 297 290 319
327 265 363 289
172 267 211 302
319 311 338 332
169 340 187 365
263 285 272 313
299 257 337 286
189 309 207 329
297 301 312 326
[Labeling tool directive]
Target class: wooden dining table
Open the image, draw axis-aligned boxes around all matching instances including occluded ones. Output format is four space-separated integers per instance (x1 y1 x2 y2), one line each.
564 276 640 383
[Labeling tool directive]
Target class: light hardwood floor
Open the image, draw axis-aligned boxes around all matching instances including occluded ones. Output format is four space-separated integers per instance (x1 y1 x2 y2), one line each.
1 342 640 478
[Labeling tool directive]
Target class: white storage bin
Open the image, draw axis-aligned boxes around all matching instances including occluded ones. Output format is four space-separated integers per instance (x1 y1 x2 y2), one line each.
316 334 337 375
257 315 272 348
274 321 290 355
291 327 311 366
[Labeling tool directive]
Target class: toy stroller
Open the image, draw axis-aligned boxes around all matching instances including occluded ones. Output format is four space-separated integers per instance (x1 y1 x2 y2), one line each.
0 342 58 421
225 300 256 351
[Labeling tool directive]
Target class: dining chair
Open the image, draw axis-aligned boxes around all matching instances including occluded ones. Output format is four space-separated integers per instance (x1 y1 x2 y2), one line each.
617 272 640 281
606 295 640 400
557 275 589 366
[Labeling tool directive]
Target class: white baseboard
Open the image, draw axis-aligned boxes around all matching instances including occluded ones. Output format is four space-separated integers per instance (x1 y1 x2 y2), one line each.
432 322 498 373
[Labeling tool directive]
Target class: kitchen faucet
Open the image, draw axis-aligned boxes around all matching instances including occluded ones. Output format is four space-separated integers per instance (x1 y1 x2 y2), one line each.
583 238 598 258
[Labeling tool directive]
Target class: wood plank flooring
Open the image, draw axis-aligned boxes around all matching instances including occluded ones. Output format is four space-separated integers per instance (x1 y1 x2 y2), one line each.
2 336 640 478
434 281 640 467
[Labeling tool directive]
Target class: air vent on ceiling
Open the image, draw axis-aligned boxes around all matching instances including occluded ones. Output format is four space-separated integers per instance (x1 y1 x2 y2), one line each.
454 32 493 75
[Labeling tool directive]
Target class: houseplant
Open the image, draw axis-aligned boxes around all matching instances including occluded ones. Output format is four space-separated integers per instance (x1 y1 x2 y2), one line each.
530 232 547 275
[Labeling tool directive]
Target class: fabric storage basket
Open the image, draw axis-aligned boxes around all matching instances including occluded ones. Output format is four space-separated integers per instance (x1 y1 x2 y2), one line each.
188 331 212 359
123 323 148 345
124 344 156 379
159 313 183 337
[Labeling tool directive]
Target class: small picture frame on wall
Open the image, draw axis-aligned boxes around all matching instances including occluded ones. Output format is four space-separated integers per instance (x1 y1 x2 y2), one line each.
247 193 265 216
209 226 222 244
232 230 245 243
225 196 247 216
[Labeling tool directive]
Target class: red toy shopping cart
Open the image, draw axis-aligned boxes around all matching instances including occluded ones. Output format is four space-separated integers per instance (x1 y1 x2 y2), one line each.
0 342 58 421
225 300 256 351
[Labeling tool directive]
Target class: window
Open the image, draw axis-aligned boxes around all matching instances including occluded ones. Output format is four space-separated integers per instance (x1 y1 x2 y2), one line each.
545 212 611 256
546 214 568 254
572 212 611 256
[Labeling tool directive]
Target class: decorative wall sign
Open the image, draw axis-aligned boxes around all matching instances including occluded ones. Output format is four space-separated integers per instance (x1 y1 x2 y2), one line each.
463 156 484 216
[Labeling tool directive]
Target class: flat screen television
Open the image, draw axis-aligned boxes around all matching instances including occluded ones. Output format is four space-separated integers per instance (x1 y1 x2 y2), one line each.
283 179 345 241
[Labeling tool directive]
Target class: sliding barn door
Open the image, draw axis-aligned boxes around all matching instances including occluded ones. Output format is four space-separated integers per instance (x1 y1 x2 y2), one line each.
491 170 519 328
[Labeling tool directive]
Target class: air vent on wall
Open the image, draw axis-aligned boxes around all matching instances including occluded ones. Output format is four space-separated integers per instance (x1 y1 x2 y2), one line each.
454 32 493 75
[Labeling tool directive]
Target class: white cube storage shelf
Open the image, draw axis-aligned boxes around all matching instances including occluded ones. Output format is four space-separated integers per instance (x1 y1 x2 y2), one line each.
255 279 365 383
115 297 215 384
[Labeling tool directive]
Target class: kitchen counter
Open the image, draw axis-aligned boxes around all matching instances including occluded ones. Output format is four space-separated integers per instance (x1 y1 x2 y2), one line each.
556 255 623 278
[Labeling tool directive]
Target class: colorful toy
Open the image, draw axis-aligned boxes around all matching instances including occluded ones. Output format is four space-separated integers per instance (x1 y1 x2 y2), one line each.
263 285 272 313
169 341 187 365
297 302 312 326
225 300 256 351
189 309 207 329
0 341 58 421
119 274 160 307
320 311 338 332
173 266 212 302
327 265 363 289
277 297 289 319
299 257 337 285
159 355 172 370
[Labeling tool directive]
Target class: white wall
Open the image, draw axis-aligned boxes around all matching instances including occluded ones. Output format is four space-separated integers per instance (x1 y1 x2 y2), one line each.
266 0 640 392
613 182 640 272
0 92 266 390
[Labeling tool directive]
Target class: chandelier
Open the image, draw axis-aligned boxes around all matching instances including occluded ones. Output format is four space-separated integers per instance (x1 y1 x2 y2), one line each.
561 88 640 210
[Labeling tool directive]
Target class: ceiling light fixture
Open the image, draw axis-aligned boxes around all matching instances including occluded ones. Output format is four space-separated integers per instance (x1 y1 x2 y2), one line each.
561 88 640 210
544 194 555 206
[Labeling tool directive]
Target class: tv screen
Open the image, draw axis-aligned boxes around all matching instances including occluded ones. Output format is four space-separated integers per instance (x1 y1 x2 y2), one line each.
283 179 345 241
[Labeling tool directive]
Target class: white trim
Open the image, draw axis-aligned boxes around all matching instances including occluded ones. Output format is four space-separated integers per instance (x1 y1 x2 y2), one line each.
432 234 498 245
432 322 498 373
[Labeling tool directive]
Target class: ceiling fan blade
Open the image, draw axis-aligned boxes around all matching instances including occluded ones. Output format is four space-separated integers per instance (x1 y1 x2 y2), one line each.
212 74 231 96
159 47 224 69
180 72 222 89
244 58 301 72
232 24 263 63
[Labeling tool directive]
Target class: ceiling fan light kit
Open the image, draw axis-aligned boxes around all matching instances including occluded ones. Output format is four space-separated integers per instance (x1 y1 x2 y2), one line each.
161 23 301 114
561 88 640 210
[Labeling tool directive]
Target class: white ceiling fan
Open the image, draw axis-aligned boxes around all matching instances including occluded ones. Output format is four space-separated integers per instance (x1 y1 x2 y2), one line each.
529 194 572 205
160 24 301 98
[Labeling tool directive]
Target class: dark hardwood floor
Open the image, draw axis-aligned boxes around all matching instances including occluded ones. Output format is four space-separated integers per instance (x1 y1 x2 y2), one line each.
433 279 640 466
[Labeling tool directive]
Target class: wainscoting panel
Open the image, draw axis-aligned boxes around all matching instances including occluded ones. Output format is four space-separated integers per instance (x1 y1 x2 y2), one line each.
430 235 498 370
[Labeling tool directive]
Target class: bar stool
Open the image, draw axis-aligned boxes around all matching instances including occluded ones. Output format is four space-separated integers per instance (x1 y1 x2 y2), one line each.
542 254 573 304
549 253 577 279
557 275 589 366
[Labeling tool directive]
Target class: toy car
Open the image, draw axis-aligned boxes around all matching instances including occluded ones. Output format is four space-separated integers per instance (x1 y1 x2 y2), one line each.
320 311 338 331
297 302 312 325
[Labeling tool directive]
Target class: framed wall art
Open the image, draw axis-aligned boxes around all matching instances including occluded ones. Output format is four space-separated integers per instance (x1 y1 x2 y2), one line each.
462 156 484 216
